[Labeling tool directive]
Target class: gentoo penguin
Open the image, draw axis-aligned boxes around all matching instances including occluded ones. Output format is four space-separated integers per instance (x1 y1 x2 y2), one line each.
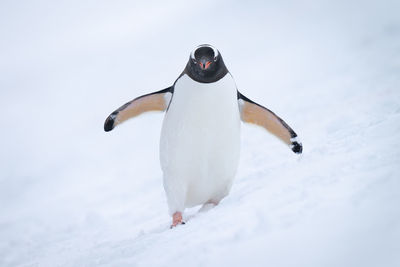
104 44 302 227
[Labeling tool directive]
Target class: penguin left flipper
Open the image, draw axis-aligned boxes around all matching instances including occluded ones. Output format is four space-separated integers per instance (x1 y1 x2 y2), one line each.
104 87 173 132
238 91 302 154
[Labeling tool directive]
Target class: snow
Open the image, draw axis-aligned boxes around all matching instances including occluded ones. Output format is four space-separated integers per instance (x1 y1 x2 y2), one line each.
1 0 399 266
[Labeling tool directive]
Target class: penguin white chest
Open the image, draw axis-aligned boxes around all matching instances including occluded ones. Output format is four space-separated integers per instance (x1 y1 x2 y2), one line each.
160 74 241 212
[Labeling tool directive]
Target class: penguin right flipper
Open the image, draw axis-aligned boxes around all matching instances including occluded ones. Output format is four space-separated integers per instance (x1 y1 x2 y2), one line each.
237 92 302 154
104 87 173 132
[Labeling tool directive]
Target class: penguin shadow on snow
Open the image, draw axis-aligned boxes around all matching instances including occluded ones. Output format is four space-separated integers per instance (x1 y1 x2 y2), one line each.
182 203 219 224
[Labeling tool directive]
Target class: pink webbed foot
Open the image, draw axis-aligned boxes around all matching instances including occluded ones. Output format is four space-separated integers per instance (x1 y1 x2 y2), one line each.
170 212 185 228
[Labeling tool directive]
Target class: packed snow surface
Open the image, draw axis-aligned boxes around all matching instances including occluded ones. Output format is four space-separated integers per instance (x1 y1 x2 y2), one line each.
0 1 399 266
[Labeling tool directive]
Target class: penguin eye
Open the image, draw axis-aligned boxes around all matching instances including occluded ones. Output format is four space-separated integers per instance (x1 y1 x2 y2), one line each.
214 56 218 62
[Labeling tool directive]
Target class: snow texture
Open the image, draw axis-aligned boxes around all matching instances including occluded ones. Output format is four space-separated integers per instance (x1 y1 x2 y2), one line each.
0 0 399 266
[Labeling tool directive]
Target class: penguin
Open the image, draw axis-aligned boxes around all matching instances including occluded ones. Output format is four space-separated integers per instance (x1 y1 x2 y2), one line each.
104 44 302 228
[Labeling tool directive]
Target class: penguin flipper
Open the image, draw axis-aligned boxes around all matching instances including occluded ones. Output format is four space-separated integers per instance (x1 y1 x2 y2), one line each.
237 92 302 154
104 87 173 132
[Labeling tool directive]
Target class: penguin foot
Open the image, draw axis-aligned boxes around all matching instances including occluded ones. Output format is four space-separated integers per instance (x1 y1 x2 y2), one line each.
170 212 185 228
199 201 219 212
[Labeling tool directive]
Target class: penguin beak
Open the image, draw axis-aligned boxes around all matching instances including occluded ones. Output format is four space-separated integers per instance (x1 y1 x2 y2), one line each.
199 59 212 70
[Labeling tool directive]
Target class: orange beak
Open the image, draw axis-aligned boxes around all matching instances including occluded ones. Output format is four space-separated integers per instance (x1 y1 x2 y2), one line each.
199 61 212 70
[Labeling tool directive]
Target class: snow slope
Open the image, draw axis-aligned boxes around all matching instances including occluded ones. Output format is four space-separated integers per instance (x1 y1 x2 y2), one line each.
1 0 399 266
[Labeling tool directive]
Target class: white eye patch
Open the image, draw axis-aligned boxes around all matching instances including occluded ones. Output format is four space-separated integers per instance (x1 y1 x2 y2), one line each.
190 44 219 61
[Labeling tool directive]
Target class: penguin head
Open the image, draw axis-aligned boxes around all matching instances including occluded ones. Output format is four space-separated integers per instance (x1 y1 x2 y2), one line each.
184 44 228 83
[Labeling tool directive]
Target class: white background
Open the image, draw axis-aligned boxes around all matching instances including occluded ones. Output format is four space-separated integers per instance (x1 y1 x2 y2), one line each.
1 0 399 266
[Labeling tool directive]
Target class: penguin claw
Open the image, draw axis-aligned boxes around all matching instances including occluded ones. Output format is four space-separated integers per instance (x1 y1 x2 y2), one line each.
170 221 185 229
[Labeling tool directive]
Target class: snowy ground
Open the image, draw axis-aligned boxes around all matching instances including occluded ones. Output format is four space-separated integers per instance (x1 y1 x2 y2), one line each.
1 0 400 266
